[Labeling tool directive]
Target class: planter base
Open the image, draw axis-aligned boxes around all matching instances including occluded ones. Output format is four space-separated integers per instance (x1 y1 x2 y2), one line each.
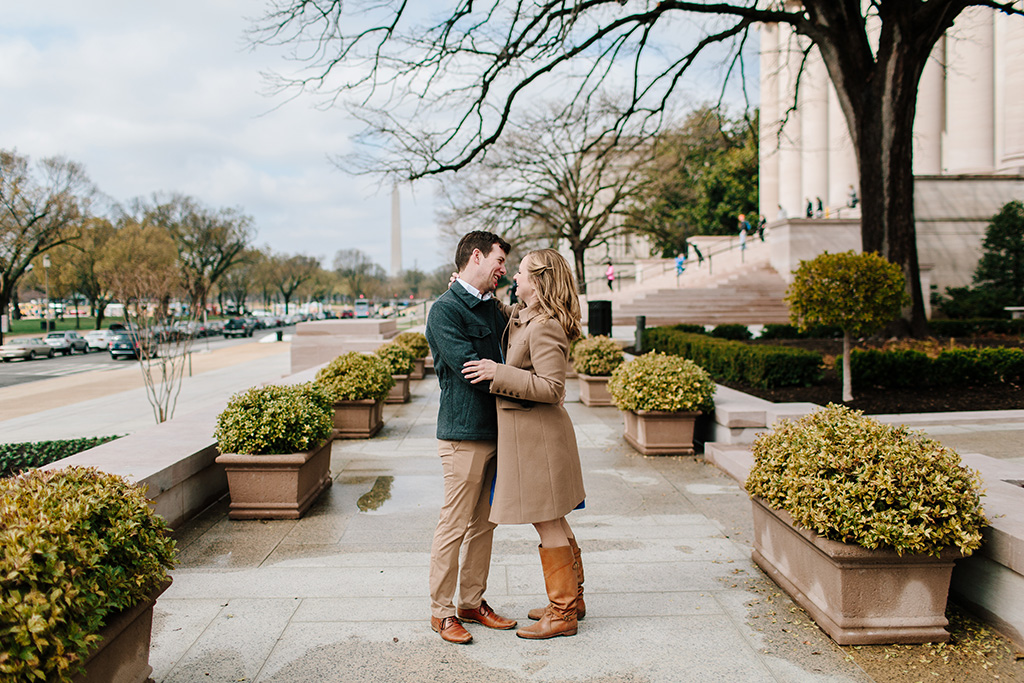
409 358 426 380
751 497 957 645
385 374 411 404
73 579 171 683
332 399 384 439
577 373 613 407
622 410 698 455
217 440 333 520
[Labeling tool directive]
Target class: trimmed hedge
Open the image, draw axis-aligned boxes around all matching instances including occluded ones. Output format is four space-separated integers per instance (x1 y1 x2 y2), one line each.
928 318 1024 337
758 323 843 340
0 436 121 479
709 324 752 341
644 327 823 388
849 346 1024 389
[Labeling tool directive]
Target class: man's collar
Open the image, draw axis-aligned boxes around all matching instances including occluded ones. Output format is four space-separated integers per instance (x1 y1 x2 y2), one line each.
455 277 493 301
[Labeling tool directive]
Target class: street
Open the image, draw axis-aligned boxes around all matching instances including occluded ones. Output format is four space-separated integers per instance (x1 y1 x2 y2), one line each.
0 328 295 389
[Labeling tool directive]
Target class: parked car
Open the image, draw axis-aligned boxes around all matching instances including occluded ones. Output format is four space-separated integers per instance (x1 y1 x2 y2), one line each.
109 332 158 360
44 331 90 355
84 329 116 351
1 337 55 361
222 317 256 338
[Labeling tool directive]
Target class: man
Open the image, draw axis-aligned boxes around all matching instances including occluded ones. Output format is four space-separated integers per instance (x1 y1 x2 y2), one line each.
424 230 516 644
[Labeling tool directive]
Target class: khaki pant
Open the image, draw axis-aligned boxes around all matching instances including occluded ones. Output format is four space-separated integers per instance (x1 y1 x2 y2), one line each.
429 439 498 619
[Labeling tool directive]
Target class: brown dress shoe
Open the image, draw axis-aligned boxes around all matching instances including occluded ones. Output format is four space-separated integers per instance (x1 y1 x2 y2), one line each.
457 600 517 630
431 616 473 644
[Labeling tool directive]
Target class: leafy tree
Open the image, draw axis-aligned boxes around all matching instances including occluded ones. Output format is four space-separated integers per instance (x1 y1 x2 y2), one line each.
50 218 118 329
132 194 254 318
786 251 908 402
252 1 1024 336
0 150 93 343
333 248 386 298
973 200 1024 305
96 220 195 423
625 107 758 255
268 252 322 314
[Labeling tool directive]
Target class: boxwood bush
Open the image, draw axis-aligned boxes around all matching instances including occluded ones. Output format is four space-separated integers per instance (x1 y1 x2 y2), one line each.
394 331 430 359
848 346 1024 388
709 323 752 341
375 342 415 375
571 335 624 376
745 404 986 556
0 467 176 682
644 327 823 388
608 352 715 413
215 382 333 455
928 318 1024 337
758 323 843 340
1 436 121 478
316 351 395 402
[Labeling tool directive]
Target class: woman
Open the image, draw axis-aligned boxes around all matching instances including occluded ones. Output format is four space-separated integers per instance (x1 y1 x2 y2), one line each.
462 248 586 640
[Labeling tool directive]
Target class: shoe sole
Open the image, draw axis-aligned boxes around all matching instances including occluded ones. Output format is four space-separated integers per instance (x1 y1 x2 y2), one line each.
457 616 517 630
515 627 578 640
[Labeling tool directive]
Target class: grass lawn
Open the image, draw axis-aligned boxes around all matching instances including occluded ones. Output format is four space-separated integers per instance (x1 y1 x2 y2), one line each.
7 316 105 336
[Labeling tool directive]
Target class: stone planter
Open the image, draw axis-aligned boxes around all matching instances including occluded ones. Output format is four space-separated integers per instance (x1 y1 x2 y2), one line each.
386 374 411 404
216 439 333 520
750 496 960 645
424 356 434 374
73 579 171 683
577 373 613 406
622 409 699 455
332 399 384 439
409 358 426 380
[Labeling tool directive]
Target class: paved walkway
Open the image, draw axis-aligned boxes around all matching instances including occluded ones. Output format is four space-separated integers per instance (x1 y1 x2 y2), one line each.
149 371 875 683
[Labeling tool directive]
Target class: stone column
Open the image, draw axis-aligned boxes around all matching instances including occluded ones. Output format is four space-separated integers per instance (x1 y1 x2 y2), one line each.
944 8 995 173
759 23 781 220
913 37 944 175
995 13 1024 171
801 45 829 214
776 23 803 218
827 82 858 212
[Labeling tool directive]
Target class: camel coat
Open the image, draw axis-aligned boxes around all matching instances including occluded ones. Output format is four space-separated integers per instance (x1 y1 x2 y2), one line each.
488 304 585 524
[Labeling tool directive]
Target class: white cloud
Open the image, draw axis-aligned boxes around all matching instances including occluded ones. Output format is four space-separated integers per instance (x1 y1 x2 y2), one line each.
0 1 448 273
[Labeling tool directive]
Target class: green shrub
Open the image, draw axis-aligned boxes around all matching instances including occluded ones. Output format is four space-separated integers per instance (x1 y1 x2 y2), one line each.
394 331 429 359
928 318 1024 336
215 383 333 455
710 323 752 340
745 404 986 556
608 352 715 413
316 351 395 402
644 327 823 388
1 436 121 478
375 342 415 375
571 335 624 376
758 323 843 340
848 346 1024 388
0 467 176 682
669 323 706 335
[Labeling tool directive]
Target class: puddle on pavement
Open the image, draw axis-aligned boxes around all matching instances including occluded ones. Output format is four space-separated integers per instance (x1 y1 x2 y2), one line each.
356 475 437 515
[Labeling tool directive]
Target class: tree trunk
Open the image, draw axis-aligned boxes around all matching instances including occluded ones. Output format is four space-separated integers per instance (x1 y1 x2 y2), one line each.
572 247 588 295
828 22 932 338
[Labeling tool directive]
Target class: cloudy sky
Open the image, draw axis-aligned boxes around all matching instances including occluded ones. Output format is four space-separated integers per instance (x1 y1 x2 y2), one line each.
1 3 756 277
0 1 447 273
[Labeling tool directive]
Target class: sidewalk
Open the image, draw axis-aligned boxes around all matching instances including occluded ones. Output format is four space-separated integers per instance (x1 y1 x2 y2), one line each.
150 369 874 683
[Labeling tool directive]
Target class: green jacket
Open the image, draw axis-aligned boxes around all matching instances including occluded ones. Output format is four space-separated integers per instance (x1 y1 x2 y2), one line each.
426 284 508 441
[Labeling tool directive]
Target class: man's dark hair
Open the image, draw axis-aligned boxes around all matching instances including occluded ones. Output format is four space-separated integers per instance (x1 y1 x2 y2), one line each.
455 231 510 270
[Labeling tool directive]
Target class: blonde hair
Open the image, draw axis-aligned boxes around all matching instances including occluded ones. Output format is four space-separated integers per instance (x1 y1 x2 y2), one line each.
522 249 583 342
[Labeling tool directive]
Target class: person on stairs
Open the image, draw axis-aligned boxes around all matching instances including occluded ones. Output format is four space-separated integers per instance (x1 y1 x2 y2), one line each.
463 248 587 640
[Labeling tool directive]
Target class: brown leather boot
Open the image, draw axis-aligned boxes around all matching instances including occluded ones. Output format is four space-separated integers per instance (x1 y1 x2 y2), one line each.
528 537 585 621
516 545 578 640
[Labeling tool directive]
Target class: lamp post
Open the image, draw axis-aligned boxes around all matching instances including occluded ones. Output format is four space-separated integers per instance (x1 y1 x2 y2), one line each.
42 255 51 331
